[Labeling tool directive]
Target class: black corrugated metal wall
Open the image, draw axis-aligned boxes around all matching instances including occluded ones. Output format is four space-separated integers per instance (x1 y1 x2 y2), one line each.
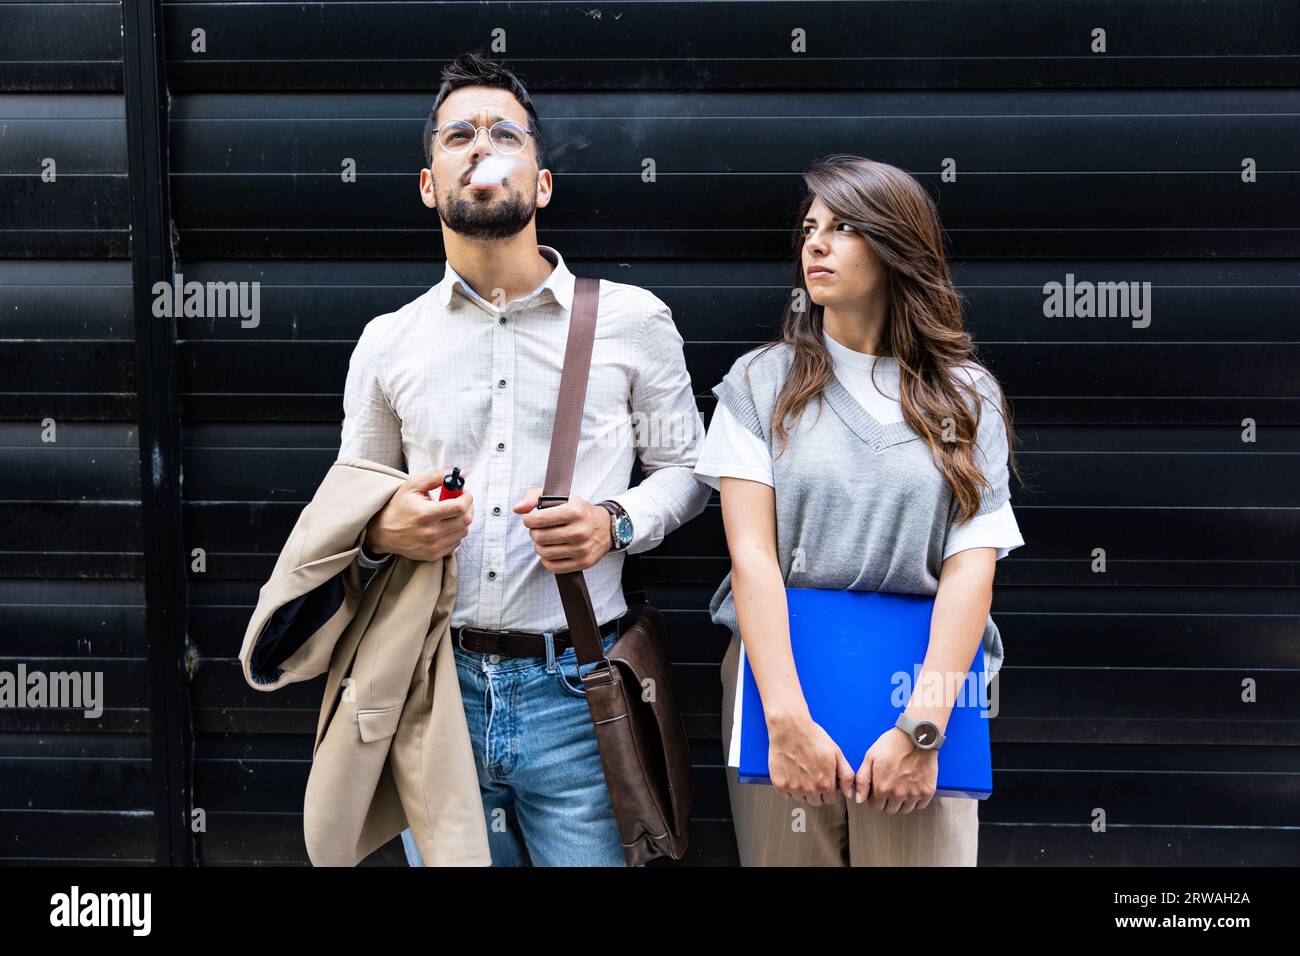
3 1 1297 865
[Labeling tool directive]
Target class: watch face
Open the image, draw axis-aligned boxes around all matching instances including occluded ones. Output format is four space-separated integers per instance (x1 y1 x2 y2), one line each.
914 721 940 748
615 515 633 545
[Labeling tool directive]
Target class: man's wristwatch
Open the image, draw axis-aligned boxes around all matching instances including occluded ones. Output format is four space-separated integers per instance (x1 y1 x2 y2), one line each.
895 713 945 751
598 500 634 552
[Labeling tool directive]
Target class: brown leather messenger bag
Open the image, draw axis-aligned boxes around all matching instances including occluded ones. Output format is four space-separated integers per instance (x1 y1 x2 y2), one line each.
535 275 693 865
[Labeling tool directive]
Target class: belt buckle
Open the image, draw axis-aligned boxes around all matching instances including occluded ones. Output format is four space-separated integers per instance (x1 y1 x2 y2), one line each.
457 625 521 658
457 626 495 653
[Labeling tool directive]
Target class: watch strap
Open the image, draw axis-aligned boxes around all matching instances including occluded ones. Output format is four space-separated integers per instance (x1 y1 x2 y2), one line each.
599 500 630 550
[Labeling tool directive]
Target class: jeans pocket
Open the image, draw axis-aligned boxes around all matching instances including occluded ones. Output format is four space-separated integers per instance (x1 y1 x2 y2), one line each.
554 631 618 699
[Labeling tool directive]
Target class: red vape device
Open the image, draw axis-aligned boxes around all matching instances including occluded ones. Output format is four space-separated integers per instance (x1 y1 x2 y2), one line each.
438 466 465 501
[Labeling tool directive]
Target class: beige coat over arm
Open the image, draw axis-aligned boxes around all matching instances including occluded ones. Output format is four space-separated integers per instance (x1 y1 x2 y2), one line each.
238 457 490 866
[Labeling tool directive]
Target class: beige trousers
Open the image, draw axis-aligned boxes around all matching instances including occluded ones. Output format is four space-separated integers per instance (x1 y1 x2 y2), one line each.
720 636 979 867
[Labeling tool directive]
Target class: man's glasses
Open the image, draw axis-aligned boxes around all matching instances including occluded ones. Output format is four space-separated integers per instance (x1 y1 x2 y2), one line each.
432 120 533 155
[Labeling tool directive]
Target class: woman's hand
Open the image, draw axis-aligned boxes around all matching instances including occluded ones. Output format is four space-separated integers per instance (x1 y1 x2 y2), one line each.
855 727 938 813
767 712 856 805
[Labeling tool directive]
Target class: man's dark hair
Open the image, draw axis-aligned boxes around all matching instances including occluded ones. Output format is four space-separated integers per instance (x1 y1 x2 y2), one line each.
423 51 545 171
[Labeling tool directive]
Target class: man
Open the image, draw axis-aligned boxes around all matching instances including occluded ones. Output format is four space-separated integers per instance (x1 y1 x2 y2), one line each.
337 51 710 866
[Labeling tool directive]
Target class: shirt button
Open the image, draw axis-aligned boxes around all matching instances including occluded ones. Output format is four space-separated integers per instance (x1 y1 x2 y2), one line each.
487 570 497 579
498 317 507 325
496 442 505 451
492 506 501 515
498 379 507 388
488 654 501 664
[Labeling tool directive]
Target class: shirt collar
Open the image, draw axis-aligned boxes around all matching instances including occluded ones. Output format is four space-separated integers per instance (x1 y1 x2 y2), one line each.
434 244 575 313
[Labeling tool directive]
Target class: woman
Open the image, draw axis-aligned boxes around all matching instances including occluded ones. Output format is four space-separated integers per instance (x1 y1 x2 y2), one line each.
693 155 1026 866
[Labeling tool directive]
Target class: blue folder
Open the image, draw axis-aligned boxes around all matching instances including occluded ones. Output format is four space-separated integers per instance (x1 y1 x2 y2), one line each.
728 587 993 799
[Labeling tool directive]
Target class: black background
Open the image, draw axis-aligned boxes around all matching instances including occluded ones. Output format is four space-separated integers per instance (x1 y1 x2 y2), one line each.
1 1 1297 866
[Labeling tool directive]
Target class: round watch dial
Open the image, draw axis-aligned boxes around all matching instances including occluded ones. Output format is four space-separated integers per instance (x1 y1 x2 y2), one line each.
615 515 633 545
914 721 940 748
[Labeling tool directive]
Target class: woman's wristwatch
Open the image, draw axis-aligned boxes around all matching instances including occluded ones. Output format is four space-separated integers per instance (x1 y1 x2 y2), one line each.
895 713 945 751
597 499 634 552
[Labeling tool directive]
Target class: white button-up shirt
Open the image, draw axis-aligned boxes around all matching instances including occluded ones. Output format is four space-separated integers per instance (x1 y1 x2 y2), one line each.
340 244 711 633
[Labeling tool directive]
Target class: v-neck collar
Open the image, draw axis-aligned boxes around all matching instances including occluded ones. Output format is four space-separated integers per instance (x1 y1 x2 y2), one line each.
821 371 921 451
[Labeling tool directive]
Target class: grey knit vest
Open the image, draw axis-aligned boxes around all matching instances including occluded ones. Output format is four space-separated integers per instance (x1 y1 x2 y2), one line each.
706 342 1009 680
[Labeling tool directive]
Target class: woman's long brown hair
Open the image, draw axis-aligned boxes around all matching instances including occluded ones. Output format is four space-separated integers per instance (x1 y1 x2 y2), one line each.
747 154 1022 525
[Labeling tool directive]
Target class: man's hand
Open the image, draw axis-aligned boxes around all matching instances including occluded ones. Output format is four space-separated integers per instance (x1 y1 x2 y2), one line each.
364 469 474 562
513 488 612 572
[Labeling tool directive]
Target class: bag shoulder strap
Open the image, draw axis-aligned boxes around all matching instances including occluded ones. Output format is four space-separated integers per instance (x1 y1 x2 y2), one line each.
539 275 641 668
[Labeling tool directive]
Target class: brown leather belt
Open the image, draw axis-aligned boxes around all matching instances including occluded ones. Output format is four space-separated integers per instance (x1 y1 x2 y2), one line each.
453 618 620 659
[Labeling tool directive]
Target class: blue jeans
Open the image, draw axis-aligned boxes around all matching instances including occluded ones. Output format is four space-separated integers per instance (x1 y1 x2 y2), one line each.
401 622 629 867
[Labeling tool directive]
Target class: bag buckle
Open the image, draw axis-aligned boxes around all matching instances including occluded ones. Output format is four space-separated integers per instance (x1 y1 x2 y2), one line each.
581 658 617 690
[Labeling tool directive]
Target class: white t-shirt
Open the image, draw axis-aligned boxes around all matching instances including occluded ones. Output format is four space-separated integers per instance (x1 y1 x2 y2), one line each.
694 330 1025 562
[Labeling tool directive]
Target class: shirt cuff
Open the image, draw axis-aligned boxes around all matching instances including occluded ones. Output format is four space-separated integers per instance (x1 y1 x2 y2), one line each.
603 491 655 555
605 486 676 554
356 525 394 568
943 500 1025 561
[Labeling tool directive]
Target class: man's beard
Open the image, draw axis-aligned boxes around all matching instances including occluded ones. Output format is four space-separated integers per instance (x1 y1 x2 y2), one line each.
439 180 536 241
